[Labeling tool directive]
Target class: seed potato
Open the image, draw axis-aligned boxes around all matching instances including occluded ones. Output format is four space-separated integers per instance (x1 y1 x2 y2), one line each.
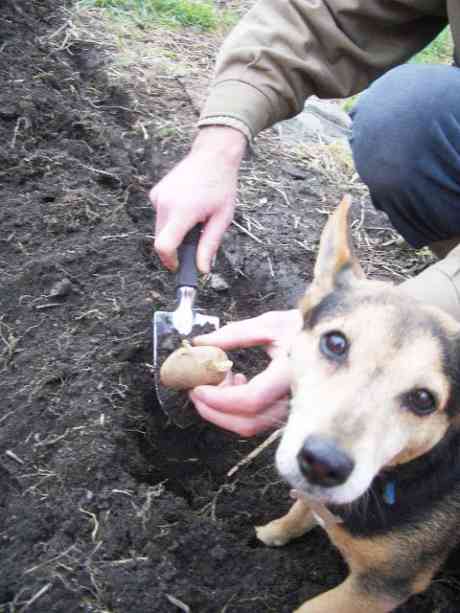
160 341 233 390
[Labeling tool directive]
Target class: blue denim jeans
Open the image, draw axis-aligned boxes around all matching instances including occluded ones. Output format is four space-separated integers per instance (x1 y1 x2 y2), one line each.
350 64 460 248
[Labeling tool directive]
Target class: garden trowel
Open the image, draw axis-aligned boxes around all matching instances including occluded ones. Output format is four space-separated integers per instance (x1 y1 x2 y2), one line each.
153 224 219 428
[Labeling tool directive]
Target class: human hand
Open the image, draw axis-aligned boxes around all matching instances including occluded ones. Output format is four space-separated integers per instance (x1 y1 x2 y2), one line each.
189 310 303 436
150 126 247 274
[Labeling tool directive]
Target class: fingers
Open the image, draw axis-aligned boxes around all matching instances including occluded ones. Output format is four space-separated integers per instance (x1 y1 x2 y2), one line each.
192 316 279 350
234 373 247 385
190 359 290 416
153 207 233 274
154 212 230 274
217 370 248 387
154 217 193 272
197 208 233 274
150 191 229 274
150 182 194 272
150 186 175 271
191 396 288 437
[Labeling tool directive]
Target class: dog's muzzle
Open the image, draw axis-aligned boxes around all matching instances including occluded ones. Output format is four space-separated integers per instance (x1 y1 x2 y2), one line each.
297 435 355 487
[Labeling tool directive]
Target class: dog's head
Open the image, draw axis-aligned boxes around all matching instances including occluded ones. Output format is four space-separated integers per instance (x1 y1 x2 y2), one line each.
277 196 460 505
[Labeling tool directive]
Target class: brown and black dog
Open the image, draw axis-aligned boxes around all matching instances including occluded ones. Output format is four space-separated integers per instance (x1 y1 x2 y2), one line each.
257 196 460 612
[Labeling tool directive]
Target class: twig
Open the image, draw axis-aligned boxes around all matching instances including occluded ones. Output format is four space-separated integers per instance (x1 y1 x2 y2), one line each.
74 161 122 184
231 220 264 244
24 545 76 574
266 255 274 278
5 449 24 465
100 232 138 241
0 410 14 425
18 583 52 613
227 428 283 478
166 594 191 612
10 117 28 149
97 557 149 566
79 507 100 543
46 19 71 40
273 186 291 207
34 303 63 310
221 592 238 613
34 429 70 447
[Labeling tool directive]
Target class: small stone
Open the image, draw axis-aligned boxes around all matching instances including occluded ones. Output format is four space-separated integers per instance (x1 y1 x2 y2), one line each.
49 277 72 298
209 273 229 292
210 544 227 561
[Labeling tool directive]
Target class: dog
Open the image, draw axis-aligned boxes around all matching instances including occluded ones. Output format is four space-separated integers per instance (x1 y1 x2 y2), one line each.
256 196 460 612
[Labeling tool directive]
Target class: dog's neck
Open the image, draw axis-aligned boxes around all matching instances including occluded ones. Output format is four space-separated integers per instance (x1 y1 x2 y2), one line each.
328 426 460 536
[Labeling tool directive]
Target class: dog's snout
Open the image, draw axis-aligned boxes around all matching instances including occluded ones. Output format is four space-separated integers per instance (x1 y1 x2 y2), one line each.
297 435 354 487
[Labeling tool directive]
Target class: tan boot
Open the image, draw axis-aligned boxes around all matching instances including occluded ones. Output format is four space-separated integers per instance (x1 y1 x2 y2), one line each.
400 241 460 320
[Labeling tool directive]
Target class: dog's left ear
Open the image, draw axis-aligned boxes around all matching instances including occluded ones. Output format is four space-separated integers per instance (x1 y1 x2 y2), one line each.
300 195 365 316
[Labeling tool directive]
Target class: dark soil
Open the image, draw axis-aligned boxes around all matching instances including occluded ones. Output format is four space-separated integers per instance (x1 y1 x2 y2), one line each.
1 2 459 612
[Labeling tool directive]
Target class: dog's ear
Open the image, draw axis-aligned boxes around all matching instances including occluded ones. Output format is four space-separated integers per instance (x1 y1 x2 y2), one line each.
300 195 365 316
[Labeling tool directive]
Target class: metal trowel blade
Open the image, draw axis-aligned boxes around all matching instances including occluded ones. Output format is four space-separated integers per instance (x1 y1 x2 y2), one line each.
153 309 219 428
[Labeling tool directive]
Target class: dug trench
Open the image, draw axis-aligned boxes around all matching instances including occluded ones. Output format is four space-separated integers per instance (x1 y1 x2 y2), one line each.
1 2 460 612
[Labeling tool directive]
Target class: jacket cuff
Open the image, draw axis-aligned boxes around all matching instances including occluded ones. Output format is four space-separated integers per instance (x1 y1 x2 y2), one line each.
197 115 252 142
198 79 279 140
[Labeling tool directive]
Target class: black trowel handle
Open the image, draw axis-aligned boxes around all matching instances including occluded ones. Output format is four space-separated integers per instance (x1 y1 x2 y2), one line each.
176 224 202 289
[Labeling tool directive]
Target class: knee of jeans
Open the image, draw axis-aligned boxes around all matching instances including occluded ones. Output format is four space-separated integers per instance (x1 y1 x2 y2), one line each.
350 63 458 196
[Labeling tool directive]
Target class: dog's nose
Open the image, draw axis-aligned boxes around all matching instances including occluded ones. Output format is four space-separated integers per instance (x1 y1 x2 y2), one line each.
297 435 354 487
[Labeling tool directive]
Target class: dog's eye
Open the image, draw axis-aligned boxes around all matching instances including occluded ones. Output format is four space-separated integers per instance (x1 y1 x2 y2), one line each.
320 331 348 360
405 389 437 416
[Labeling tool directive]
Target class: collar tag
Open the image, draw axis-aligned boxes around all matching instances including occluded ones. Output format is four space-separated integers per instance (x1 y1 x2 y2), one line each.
383 480 396 505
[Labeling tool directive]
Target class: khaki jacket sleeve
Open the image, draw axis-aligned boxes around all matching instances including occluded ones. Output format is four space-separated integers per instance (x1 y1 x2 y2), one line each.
199 0 447 139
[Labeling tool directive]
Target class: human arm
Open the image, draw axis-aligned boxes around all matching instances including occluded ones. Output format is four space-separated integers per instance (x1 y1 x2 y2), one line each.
189 310 303 436
200 0 448 138
151 1 447 272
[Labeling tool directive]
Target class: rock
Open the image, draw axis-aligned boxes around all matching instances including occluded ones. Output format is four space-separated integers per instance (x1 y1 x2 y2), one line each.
208 273 229 292
49 277 72 298
306 97 352 130
276 97 352 148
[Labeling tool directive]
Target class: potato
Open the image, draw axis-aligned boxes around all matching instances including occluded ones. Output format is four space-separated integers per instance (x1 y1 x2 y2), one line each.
160 341 233 390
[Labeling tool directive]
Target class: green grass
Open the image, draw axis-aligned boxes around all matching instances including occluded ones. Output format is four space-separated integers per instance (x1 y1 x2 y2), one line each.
412 27 454 65
82 0 227 30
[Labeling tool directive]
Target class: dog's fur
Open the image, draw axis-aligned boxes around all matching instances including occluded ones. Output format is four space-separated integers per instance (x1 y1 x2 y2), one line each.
256 197 460 612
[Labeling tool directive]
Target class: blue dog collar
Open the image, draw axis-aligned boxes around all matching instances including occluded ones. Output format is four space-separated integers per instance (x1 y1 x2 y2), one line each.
383 480 396 505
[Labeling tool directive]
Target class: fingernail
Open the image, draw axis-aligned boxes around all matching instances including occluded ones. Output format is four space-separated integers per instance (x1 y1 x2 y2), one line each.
192 333 214 345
